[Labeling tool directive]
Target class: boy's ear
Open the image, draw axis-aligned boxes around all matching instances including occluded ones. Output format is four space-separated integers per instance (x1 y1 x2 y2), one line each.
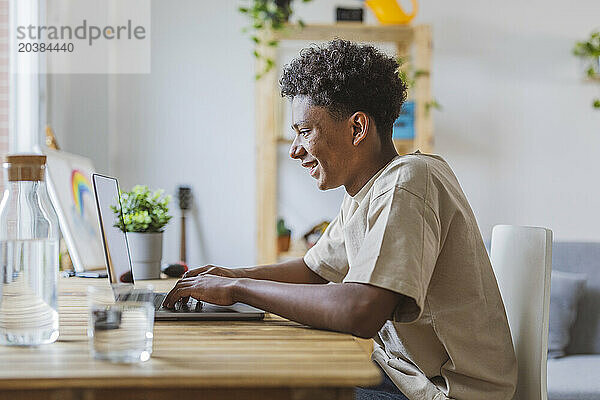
351 112 369 146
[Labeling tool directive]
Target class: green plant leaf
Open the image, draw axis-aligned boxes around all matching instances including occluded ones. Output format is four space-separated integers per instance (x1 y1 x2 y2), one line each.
586 66 596 78
277 218 292 236
572 30 600 58
239 0 310 80
112 185 172 233
396 56 408 67
425 99 443 114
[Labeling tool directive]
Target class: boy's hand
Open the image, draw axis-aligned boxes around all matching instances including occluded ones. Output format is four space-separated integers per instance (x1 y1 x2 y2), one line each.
162 274 239 309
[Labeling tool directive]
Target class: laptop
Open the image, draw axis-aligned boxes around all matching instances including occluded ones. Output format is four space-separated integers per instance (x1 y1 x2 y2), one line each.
91 173 265 321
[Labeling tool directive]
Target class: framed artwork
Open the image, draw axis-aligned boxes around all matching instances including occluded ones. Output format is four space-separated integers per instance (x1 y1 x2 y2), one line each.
44 148 105 272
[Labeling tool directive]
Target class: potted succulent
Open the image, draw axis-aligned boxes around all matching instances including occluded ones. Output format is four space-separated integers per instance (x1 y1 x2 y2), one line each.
277 218 291 253
111 185 172 280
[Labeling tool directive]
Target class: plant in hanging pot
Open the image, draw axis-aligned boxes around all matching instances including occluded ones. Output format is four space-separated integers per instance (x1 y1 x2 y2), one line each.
573 30 600 79
238 0 312 79
573 30 600 109
111 185 172 280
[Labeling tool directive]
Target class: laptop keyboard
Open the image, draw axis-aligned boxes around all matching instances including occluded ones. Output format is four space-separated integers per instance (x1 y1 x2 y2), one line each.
153 293 203 312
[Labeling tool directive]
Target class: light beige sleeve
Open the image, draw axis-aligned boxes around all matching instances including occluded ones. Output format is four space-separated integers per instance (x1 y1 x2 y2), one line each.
372 345 455 400
303 212 349 283
343 187 441 323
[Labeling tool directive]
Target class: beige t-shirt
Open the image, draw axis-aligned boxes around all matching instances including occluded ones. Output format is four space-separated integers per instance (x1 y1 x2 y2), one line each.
304 152 517 400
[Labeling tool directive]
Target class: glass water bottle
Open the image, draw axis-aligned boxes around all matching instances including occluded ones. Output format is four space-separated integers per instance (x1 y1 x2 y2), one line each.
0 155 60 346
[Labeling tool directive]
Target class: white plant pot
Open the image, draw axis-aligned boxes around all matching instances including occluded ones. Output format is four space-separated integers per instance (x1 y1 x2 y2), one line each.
127 232 163 280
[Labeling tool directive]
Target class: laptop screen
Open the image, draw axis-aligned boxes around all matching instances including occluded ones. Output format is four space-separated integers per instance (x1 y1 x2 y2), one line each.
92 174 134 284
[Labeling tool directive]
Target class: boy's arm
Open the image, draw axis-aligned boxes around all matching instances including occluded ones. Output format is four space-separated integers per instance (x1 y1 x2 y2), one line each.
183 257 328 284
163 274 404 339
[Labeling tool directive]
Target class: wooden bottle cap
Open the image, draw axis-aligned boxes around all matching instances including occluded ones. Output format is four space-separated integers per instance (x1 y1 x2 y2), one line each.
4 154 47 181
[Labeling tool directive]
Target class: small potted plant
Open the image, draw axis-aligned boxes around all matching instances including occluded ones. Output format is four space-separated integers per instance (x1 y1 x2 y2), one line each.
277 218 291 253
112 185 172 280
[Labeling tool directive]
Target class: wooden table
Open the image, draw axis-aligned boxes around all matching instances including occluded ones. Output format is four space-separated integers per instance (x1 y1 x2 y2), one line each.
0 277 380 400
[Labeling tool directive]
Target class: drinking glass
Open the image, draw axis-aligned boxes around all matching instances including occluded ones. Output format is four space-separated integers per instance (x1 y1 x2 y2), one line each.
87 285 154 363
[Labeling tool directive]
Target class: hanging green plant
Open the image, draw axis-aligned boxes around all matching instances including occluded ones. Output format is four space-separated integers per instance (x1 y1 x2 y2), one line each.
573 31 600 78
238 0 312 80
572 30 600 109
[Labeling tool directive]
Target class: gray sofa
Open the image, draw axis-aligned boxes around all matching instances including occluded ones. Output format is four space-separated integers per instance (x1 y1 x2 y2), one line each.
547 243 600 400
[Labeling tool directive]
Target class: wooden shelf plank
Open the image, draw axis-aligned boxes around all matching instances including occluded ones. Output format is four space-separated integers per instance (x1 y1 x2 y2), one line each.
393 139 416 155
278 240 308 262
277 137 293 145
274 23 414 43
412 25 434 153
256 39 280 265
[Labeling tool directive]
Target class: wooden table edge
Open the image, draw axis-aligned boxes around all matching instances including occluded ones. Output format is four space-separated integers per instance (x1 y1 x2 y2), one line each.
0 372 382 390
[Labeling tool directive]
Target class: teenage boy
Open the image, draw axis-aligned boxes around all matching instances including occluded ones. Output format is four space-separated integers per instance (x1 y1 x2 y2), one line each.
164 40 517 400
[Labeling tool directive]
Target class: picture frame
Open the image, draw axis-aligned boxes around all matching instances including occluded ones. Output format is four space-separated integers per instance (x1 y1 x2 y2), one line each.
43 148 106 272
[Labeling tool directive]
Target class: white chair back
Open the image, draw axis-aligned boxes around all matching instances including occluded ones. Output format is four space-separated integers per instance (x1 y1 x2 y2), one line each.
490 225 552 400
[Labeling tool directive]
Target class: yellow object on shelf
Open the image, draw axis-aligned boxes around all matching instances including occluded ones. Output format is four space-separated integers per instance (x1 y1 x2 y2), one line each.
365 0 418 25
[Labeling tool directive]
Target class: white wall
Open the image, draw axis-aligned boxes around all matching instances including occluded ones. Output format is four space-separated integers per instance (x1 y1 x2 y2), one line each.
107 0 257 266
48 0 600 268
419 0 600 241
47 74 110 171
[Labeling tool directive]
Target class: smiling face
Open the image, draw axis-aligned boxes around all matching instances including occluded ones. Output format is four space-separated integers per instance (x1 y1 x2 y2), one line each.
289 96 356 191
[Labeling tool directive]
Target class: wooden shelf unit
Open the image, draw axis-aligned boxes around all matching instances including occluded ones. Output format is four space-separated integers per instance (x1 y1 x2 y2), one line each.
256 23 434 264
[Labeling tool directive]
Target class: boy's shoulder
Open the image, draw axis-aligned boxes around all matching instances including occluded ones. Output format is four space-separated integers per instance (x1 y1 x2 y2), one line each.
372 152 447 200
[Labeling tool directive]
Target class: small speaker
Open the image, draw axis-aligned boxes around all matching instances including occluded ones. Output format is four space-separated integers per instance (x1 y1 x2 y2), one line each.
336 7 364 22
178 186 192 210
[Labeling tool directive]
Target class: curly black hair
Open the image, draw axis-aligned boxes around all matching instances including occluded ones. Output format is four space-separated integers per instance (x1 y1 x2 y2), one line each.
280 39 407 139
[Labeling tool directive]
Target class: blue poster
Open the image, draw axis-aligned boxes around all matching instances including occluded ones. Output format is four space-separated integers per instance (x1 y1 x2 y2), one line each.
392 101 415 140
